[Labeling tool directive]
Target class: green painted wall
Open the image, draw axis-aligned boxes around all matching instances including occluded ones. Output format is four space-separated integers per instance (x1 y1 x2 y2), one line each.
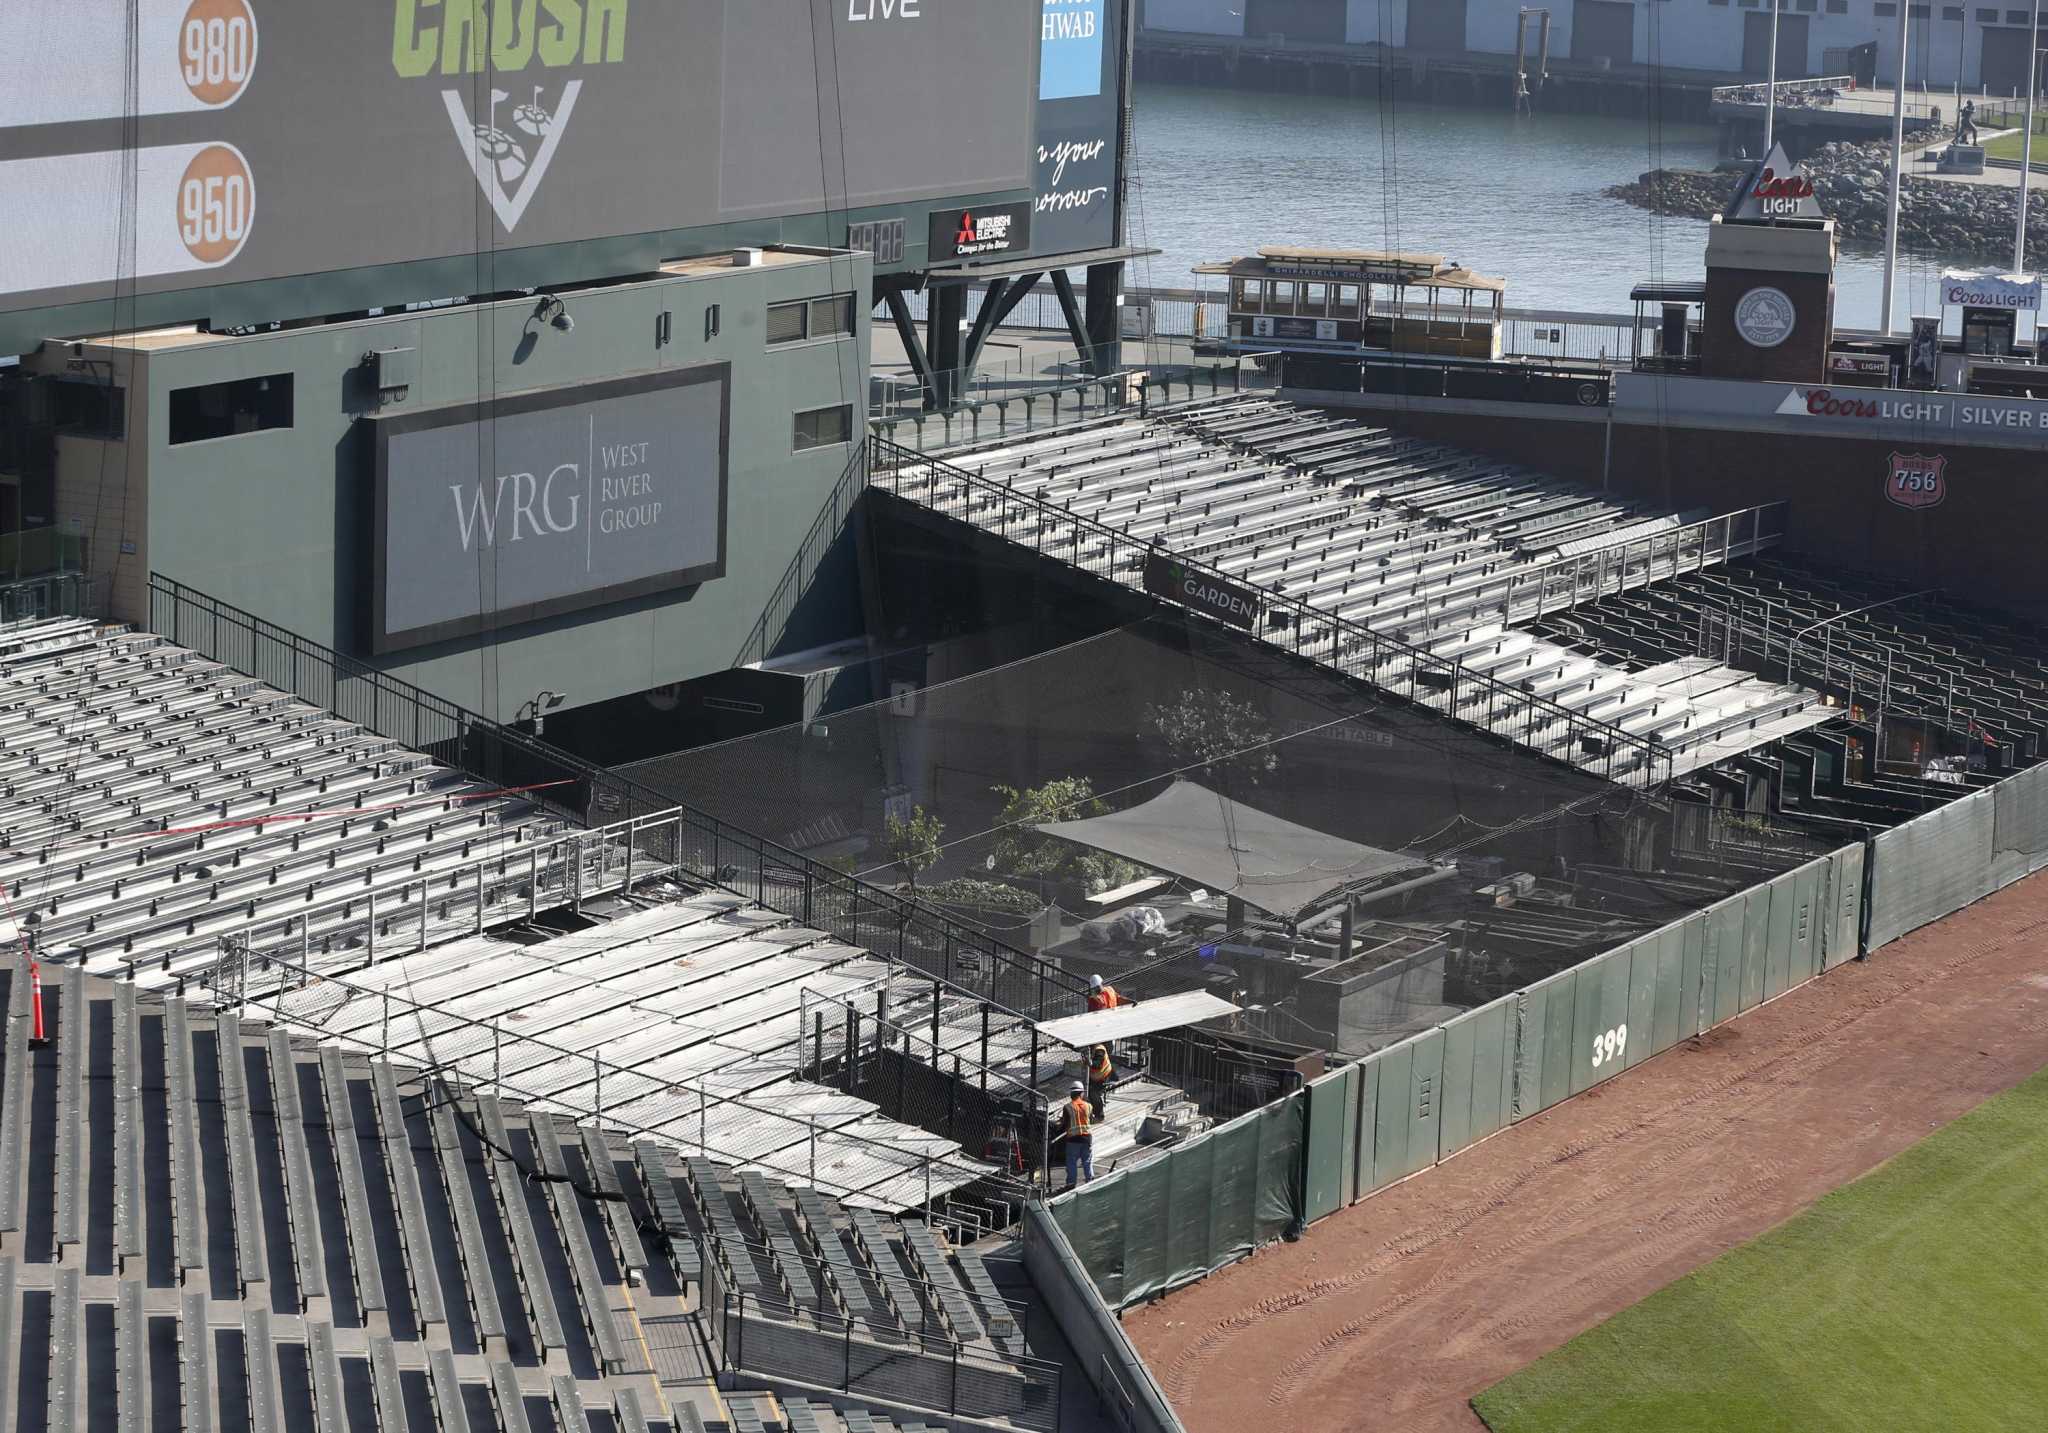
132 251 869 722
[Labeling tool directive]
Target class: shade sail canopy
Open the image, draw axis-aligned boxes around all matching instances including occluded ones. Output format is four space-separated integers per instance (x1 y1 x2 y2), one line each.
1037 991 1242 1049
1036 780 1429 922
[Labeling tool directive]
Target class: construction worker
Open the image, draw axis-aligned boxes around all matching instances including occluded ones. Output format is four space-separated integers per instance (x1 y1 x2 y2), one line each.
1087 1043 1113 1120
1086 973 1128 1012
1059 1081 1094 1189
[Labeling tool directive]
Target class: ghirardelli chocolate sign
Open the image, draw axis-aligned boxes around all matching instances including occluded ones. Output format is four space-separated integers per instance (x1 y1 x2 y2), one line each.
370 366 728 653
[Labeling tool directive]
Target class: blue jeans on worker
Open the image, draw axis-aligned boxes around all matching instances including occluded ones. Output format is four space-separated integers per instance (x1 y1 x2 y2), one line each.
1064 1136 1094 1188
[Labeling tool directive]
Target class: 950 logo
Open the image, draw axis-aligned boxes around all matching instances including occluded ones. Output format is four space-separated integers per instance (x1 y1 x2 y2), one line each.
177 145 257 265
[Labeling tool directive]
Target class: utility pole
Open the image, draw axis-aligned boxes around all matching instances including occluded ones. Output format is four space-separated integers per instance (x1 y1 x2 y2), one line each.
1881 0 1911 335
2020 1 2041 272
1764 0 1781 153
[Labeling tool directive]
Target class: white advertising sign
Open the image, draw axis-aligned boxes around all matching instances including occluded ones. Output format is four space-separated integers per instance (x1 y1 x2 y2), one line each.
1939 270 2042 312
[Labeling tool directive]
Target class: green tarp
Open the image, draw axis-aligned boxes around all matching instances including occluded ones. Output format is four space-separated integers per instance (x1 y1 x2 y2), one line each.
1052 849 1866 1310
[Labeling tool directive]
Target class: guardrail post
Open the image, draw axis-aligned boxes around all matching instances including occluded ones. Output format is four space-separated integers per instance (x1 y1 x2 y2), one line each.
367 888 377 963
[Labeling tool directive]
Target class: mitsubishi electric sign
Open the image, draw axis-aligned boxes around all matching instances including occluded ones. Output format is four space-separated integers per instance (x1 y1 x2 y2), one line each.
0 0 1037 333
370 367 728 654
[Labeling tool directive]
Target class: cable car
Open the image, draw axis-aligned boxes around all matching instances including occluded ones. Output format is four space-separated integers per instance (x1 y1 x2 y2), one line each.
1193 246 1507 364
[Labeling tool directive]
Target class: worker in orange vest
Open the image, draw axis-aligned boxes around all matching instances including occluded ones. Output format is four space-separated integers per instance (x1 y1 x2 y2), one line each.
1059 1081 1095 1189
1086 1044 1114 1120
1086 973 1129 1012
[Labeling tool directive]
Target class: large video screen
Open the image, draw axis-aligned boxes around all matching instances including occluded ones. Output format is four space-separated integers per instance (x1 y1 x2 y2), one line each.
0 0 1038 327
370 366 728 654
1032 0 1125 256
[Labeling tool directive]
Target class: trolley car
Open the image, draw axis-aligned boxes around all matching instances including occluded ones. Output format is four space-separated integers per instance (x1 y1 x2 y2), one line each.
1193 246 1508 364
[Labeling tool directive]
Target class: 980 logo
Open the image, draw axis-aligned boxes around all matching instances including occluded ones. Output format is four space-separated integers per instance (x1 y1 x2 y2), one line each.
180 0 259 106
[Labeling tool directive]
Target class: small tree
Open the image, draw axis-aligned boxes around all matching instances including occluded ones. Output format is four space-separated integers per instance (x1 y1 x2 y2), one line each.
883 804 945 891
986 776 1145 896
1148 688 1278 788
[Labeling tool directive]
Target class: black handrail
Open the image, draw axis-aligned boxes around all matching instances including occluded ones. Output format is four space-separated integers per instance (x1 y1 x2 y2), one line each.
869 432 1677 788
147 572 1093 1022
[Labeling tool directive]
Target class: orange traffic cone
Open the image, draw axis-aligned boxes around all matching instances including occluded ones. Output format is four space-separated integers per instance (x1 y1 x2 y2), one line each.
29 960 43 1046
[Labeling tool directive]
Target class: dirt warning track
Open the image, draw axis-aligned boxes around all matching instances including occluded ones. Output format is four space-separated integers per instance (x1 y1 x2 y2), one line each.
1124 873 2048 1433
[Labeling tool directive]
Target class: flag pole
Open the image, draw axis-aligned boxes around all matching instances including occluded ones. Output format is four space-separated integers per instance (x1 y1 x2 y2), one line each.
2019 1 2041 274
1764 0 1781 154
1881 1 1911 335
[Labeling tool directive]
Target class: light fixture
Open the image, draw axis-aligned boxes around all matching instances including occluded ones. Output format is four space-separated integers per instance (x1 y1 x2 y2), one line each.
530 688 567 734
533 294 574 334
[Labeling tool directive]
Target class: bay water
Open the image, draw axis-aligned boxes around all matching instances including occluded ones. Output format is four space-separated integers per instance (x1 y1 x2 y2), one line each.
1128 82 1981 333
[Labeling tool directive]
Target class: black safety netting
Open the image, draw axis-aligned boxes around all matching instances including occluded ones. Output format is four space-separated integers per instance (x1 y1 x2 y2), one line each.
619 615 1836 1056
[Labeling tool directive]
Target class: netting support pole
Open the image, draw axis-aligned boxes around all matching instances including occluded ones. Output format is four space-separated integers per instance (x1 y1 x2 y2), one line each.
980 1006 990 1091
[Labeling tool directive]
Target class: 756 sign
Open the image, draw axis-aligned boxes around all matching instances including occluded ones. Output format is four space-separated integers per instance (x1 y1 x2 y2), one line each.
1886 452 1947 510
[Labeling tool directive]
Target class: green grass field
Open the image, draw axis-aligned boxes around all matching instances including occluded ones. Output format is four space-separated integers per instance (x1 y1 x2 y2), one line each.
1981 130 2038 162
1471 1065 2048 1433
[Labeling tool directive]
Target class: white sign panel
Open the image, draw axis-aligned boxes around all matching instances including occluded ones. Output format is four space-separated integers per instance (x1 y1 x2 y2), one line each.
1940 270 2042 312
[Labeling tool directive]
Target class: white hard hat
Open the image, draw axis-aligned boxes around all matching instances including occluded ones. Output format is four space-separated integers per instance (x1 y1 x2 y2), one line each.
1090 974 1104 988
1070 1081 1086 1094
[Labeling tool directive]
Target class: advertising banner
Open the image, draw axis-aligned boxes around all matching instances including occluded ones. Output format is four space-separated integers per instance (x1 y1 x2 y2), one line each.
1615 373 2048 452
371 366 728 653
1142 551 1263 630
0 0 1037 323
1032 0 1124 256
1940 269 2042 312
929 204 1034 263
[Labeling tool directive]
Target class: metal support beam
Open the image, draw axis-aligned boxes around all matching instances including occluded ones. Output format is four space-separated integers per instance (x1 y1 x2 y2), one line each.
880 284 936 403
927 282 968 410
958 277 1012 389
1084 261 1124 377
1049 271 1095 376
962 271 1047 381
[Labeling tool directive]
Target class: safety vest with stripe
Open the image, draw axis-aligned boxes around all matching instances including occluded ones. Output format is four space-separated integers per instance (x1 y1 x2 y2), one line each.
1087 986 1122 1012
1066 1096 1093 1138
1088 1049 1113 1083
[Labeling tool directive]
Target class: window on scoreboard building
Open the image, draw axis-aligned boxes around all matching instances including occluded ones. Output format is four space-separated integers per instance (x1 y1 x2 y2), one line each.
766 294 858 347
168 374 294 445
792 403 853 452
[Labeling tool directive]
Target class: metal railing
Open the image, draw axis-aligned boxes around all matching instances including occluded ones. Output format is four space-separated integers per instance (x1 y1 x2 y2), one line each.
889 284 1649 368
0 528 87 584
714 1276 1063 1432
801 984 1058 1181
0 569 92 624
870 357 1277 452
868 438 1677 788
210 939 1004 1210
734 439 868 668
148 573 1094 1023
1473 506 1788 637
1710 75 1857 107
